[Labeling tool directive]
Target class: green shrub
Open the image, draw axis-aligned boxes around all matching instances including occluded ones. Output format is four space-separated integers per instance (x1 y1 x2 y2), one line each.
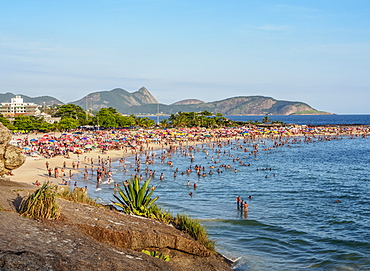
19 182 60 220
173 213 215 251
111 178 214 252
57 187 100 207
142 250 170 261
148 204 174 224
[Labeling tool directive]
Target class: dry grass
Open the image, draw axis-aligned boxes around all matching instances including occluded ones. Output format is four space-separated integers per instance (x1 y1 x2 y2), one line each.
57 187 102 207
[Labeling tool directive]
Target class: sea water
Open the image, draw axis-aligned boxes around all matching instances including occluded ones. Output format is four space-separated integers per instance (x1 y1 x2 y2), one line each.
82 115 370 270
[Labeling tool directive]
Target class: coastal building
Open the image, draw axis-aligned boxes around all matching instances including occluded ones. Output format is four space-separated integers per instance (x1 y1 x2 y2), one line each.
0 95 39 117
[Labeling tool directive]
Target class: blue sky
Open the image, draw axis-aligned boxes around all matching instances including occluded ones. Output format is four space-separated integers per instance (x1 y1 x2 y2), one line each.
1 0 370 114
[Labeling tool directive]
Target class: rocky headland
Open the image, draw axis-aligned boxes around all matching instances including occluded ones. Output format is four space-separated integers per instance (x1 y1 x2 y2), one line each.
0 179 232 271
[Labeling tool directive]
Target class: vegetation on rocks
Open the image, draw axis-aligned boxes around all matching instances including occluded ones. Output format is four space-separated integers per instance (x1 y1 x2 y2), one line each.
174 213 216 251
19 182 60 220
112 177 215 251
1 179 232 270
112 177 160 216
57 186 102 207
142 250 170 261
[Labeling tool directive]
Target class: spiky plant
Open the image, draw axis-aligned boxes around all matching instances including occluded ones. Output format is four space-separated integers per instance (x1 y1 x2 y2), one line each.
19 182 60 220
112 177 159 216
142 250 170 261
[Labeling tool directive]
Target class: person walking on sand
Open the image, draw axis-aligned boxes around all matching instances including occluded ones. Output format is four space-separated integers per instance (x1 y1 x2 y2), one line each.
54 167 59 178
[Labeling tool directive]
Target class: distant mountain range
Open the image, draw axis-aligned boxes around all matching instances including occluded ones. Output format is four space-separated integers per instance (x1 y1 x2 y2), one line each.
0 87 330 115
0 93 63 106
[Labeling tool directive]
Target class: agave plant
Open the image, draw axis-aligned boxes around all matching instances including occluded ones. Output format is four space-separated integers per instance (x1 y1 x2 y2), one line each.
112 177 159 216
19 181 60 220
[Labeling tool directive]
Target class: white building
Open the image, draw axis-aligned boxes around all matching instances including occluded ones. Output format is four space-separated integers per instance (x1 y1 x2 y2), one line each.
0 95 39 116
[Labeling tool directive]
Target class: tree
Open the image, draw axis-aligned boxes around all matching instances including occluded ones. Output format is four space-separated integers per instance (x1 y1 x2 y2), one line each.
57 117 79 130
55 104 87 125
0 114 14 129
116 115 135 127
96 108 117 128
13 115 36 131
262 115 270 123
199 110 213 116
160 118 169 128
136 117 155 128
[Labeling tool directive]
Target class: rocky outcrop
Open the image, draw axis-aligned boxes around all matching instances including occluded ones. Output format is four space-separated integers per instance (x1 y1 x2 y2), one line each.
0 179 232 271
133 87 158 104
0 123 25 176
71 87 159 112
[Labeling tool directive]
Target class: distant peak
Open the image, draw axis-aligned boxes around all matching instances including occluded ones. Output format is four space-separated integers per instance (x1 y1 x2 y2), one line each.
138 87 149 93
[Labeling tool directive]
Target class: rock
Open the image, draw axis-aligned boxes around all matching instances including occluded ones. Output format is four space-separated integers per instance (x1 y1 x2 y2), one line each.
0 123 25 176
0 179 232 271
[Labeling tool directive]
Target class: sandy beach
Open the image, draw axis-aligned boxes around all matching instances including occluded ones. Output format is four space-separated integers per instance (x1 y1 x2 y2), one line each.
8 132 164 186
7 125 369 186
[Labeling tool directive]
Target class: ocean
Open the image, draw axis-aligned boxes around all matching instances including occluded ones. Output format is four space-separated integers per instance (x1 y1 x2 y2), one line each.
83 115 370 271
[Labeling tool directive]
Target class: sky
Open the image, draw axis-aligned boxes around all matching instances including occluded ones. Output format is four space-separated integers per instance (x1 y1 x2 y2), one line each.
1 0 370 114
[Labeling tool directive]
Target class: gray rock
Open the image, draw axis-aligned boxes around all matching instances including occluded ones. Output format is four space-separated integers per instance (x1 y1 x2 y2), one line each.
0 123 25 176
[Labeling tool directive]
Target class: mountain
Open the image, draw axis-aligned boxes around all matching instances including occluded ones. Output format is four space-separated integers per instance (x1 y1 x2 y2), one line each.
70 87 158 111
171 99 205 105
123 95 320 115
0 87 327 115
0 93 63 106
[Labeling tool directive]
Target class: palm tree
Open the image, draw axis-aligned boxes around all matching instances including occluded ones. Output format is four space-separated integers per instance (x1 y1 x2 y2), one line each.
262 115 270 123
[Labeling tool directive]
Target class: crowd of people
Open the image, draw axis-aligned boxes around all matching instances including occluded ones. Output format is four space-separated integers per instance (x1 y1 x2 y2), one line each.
14 124 369 218
14 125 369 160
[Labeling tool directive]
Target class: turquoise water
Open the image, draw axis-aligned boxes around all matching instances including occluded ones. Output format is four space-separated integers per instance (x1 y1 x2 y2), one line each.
83 134 370 270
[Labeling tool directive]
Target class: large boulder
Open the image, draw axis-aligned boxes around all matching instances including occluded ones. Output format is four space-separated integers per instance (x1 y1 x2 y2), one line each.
0 123 25 176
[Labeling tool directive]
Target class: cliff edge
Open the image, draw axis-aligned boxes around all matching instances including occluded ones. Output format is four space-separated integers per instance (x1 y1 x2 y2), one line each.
0 179 232 271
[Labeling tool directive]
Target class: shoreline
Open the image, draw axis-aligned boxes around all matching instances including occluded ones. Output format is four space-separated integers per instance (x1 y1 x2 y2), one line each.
3 126 370 271
8 125 369 186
